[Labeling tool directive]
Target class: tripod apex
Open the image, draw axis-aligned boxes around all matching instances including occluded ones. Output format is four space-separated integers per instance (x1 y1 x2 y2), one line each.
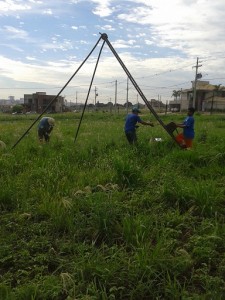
100 33 108 40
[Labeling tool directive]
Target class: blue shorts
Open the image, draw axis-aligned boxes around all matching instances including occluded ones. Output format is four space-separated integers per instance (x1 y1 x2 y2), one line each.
125 130 137 144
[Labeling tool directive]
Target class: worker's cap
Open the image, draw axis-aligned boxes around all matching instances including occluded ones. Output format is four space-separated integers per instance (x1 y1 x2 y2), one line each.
132 107 141 113
48 117 55 126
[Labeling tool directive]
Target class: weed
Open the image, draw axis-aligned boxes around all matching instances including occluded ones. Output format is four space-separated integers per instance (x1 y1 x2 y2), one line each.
1 112 225 298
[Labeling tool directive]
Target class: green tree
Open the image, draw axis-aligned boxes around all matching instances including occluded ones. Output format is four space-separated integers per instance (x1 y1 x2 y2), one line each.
210 84 221 114
171 90 181 101
12 104 23 113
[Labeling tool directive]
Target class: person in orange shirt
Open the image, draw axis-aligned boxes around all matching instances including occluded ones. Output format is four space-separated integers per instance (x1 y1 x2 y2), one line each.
175 107 195 149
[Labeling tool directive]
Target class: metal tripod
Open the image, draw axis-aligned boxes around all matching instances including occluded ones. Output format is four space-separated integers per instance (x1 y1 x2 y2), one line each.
12 33 181 149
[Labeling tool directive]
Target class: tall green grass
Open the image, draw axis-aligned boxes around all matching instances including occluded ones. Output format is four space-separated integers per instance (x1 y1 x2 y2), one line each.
1 112 225 299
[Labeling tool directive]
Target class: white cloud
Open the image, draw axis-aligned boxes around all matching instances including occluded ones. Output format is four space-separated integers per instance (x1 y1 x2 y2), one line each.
0 43 23 52
42 9 53 15
145 40 154 46
91 0 114 17
80 40 89 45
0 0 31 14
116 0 225 57
42 39 74 52
3 26 29 40
71 25 87 30
0 55 77 85
112 39 136 49
97 24 115 31
28 0 43 3
1 0 225 102
26 56 36 60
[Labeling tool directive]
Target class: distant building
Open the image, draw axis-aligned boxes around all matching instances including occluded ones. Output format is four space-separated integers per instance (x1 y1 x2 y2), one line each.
148 99 165 111
8 96 15 102
0 104 12 113
0 96 24 112
169 100 181 112
24 92 64 113
180 81 225 112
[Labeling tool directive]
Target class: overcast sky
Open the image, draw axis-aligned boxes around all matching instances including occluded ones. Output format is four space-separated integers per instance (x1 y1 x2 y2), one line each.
0 0 225 104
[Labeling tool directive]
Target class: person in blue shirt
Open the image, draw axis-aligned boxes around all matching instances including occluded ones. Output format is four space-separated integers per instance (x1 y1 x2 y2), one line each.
175 107 195 148
124 107 154 144
38 117 55 143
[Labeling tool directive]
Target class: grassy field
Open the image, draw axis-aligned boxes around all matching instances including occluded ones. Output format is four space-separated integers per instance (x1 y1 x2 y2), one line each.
1 111 225 299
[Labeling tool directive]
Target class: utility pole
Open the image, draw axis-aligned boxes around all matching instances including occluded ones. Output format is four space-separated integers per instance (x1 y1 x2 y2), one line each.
159 95 161 112
76 91 78 108
158 94 160 112
165 100 168 115
94 86 98 106
114 80 117 113
192 57 202 110
180 88 182 112
126 77 129 114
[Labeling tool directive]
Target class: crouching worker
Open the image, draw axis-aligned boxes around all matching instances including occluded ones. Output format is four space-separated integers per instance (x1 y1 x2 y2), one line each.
38 117 55 143
175 107 195 149
124 107 154 145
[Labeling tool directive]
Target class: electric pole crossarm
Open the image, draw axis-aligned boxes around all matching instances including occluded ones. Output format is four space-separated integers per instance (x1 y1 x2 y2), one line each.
100 33 181 146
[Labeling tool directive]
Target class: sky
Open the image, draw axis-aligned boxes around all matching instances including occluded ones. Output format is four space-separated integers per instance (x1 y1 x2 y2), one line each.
0 0 225 105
